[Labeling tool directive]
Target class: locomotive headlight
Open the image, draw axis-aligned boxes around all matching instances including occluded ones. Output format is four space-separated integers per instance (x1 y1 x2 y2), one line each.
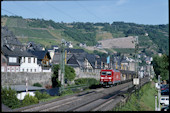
108 77 112 79
101 77 104 79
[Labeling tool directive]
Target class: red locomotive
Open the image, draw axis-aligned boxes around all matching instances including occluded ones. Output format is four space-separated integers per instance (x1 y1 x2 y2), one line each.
100 69 121 87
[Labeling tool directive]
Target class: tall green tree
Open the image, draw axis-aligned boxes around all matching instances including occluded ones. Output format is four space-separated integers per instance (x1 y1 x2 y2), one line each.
152 54 169 80
65 65 76 82
51 64 76 87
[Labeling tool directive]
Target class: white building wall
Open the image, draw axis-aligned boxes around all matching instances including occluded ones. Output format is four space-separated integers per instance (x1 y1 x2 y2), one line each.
20 57 42 73
17 92 35 100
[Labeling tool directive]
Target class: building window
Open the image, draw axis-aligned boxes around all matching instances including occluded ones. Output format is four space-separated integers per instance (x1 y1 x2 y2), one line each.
35 69 36 72
24 57 25 63
30 69 32 72
11 67 14 72
27 69 28 72
28 57 31 63
9 57 17 63
34 58 35 63
23 69 24 72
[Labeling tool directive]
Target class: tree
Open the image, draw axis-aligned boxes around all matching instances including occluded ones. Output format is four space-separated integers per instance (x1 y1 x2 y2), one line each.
1 87 21 109
51 64 60 88
51 64 76 87
152 54 169 80
22 94 39 107
65 65 76 83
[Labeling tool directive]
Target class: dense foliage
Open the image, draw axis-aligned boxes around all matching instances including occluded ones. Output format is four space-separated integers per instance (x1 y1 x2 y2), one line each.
51 64 76 87
33 83 42 87
22 94 39 107
65 65 76 81
1 87 21 109
117 82 157 111
74 78 99 86
34 91 50 100
152 54 169 80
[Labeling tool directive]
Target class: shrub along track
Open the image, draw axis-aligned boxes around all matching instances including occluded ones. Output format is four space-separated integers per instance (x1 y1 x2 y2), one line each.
12 77 149 112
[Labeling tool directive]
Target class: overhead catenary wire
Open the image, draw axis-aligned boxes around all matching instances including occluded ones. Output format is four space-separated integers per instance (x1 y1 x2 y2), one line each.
11 1 46 20
45 1 79 22
2 8 18 16
75 1 105 23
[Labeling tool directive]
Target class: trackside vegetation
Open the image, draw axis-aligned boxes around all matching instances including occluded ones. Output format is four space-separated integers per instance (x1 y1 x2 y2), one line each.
1 86 52 109
114 81 157 111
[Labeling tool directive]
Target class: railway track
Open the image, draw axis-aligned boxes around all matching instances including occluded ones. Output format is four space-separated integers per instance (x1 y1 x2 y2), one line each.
12 77 149 112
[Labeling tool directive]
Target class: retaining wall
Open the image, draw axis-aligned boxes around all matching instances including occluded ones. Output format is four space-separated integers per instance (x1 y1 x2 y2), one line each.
1 72 52 88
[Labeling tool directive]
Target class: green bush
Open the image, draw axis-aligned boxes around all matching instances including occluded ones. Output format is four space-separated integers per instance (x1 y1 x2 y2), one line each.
74 78 99 86
33 83 42 87
22 94 39 107
34 91 50 100
61 88 73 96
1 87 21 109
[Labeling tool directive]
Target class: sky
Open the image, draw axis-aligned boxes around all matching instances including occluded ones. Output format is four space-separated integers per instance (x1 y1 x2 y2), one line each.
1 0 169 25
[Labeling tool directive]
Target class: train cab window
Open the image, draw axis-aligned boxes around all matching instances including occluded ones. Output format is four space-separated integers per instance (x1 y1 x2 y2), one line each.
106 72 111 75
101 72 106 75
101 71 111 75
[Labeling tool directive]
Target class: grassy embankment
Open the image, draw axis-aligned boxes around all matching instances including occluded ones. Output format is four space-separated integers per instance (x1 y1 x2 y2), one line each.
114 81 157 111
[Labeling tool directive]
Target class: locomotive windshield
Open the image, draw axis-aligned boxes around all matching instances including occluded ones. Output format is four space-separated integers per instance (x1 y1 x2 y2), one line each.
101 71 111 75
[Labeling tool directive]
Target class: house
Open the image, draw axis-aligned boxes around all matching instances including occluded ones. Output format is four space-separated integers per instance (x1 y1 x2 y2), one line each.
121 60 129 70
2 45 21 72
2 45 39 73
79 43 86 48
67 53 95 72
67 41 73 48
28 50 51 72
66 53 97 78
52 48 86 65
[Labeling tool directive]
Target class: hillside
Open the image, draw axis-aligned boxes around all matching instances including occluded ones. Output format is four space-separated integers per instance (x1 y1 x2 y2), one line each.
1 15 169 56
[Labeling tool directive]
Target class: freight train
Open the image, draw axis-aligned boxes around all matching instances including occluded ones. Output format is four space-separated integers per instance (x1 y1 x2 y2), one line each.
100 69 137 87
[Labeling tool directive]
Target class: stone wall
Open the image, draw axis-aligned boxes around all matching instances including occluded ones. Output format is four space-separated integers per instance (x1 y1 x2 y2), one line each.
1 68 101 88
1 72 52 88
74 67 101 80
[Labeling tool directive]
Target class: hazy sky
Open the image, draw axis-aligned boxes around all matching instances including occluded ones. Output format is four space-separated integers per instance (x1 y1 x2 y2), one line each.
1 0 169 25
